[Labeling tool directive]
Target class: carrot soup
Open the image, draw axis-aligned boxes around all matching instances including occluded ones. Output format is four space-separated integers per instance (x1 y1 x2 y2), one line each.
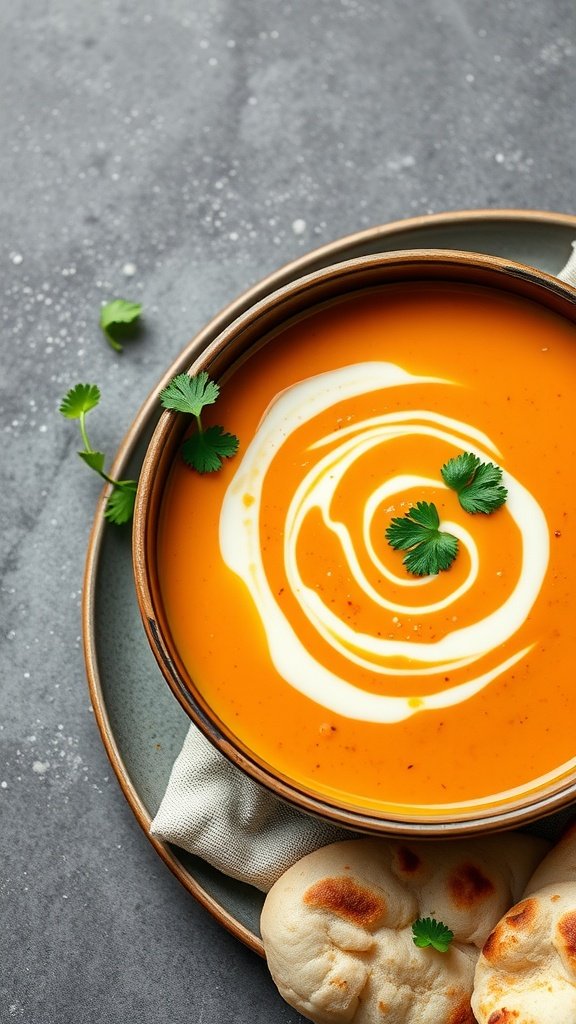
157 282 576 815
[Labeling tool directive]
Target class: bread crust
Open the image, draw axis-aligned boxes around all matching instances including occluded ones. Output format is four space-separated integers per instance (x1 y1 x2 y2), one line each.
472 823 576 1024
261 834 547 1024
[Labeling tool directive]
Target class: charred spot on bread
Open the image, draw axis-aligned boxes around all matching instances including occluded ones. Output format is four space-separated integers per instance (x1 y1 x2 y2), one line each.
504 899 537 930
482 929 503 962
557 910 576 967
394 845 422 875
449 863 495 908
481 900 538 961
487 1009 520 1024
303 875 386 928
448 998 476 1024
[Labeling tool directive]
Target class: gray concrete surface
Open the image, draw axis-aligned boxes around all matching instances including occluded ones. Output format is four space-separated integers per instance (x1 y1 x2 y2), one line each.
1 0 575 1021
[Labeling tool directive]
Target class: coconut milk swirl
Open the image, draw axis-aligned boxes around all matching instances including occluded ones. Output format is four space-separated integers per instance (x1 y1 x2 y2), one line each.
220 363 549 723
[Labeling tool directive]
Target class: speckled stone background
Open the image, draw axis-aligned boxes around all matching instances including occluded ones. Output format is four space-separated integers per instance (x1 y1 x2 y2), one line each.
1 0 575 1021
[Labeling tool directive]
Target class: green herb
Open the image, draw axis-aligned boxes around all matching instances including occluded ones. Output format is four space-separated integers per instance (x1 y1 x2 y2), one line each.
59 383 137 524
412 917 454 953
159 372 239 474
385 501 458 577
159 372 219 415
99 299 142 352
441 452 507 514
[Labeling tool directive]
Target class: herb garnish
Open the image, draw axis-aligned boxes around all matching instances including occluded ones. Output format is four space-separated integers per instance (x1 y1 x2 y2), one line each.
385 501 458 577
159 372 240 473
412 917 454 953
441 452 507 514
59 383 137 524
386 453 508 576
99 299 142 352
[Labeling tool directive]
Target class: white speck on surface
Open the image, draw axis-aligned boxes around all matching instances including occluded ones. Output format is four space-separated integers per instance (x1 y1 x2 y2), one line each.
493 149 533 173
32 761 50 775
1 781 7 789
386 154 416 172
465 73 475 83
292 218 306 235
122 262 136 277
10 252 23 265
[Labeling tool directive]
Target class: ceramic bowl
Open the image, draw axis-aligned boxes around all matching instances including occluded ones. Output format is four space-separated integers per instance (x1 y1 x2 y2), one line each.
133 249 576 836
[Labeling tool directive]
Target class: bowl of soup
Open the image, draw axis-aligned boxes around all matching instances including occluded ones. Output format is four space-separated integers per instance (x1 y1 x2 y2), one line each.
133 249 576 836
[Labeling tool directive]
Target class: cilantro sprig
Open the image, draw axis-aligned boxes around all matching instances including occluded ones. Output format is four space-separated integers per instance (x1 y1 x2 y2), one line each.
385 501 458 577
441 452 507 514
99 298 142 352
412 917 454 953
59 384 137 525
159 372 239 474
386 452 508 576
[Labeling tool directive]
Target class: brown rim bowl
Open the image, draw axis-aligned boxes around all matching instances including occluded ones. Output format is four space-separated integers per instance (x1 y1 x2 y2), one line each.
133 248 576 838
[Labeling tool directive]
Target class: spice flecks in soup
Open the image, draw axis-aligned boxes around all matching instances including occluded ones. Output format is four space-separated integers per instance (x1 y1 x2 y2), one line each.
157 283 576 812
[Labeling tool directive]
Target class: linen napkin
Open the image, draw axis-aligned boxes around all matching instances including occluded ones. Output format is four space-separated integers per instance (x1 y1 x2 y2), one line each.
150 726 354 891
558 240 576 285
151 243 576 891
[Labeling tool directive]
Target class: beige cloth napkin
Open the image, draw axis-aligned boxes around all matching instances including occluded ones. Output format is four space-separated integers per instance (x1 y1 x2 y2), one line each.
151 727 354 891
151 243 576 891
558 240 576 286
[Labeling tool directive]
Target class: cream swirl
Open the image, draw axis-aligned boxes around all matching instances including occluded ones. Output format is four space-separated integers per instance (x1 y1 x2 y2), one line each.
219 363 549 723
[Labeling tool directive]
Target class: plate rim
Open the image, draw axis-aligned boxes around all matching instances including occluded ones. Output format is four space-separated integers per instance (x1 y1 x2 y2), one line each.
82 207 576 956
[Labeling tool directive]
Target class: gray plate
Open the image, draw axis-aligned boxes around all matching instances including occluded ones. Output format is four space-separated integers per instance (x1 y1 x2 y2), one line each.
83 209 576 955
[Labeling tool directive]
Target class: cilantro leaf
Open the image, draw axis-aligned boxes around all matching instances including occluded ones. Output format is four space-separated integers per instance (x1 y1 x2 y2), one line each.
59 383 101 419
441 452 507 514
386 501 458 576
182 425 239 473
412 917 454 953
60 381 138 527
99 299 142 352
104 482 137 525
159 372 220 416
79 450 106 474
159 372 239 476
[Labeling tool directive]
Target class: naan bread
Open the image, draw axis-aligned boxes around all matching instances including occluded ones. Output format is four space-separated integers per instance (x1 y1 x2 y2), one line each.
472 821 576 1024
261 834 548 1024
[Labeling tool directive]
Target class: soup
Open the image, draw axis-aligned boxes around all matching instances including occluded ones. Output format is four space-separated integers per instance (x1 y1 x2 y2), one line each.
157 281 576 816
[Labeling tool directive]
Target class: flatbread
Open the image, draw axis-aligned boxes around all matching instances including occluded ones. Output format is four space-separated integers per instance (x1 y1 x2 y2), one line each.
472 822 576 1024
261 834 547 1024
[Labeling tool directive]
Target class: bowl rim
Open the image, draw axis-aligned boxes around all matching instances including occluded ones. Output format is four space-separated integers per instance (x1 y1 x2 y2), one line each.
132 245 576 837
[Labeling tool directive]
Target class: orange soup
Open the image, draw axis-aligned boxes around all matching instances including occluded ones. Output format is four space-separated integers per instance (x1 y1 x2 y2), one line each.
157 282 576 815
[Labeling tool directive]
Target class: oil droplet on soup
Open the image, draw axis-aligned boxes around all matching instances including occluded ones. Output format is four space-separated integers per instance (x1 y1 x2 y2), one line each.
157 283 576 814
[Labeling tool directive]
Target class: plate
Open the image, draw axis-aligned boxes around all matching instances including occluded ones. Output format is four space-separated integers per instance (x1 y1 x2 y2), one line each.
83 209 576 957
